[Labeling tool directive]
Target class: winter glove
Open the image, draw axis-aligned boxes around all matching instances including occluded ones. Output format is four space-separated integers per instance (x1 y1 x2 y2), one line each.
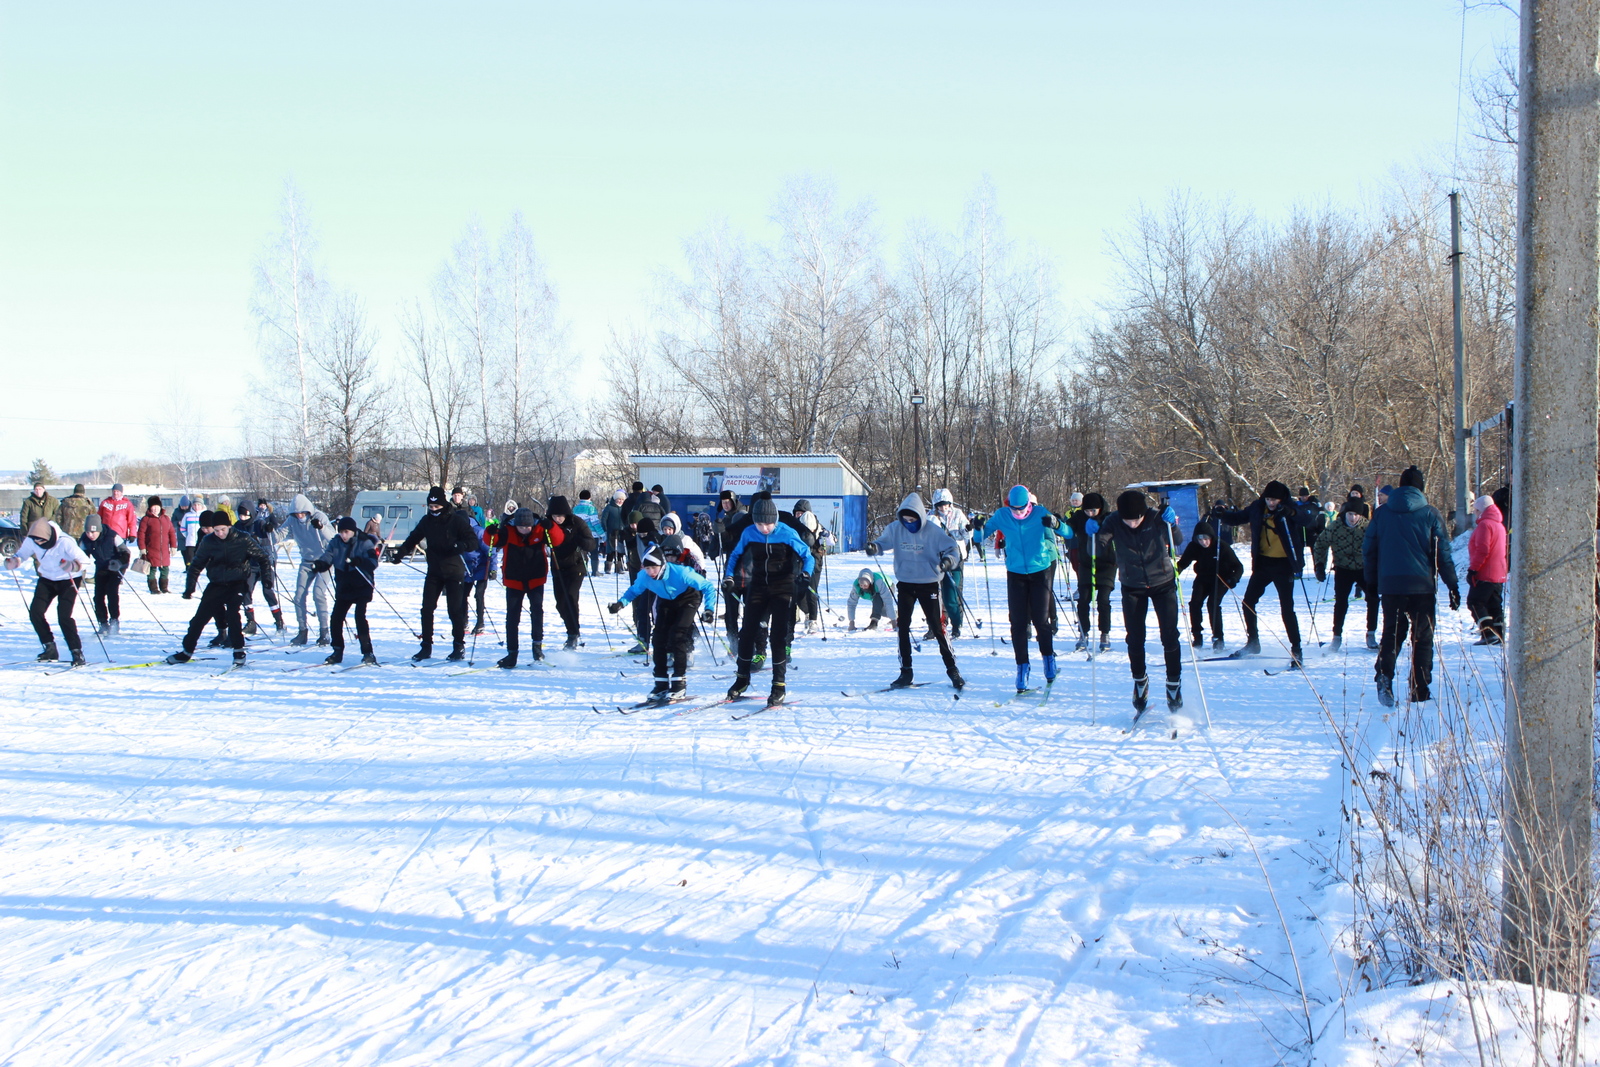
699 609 714 624
1466 568 1478 586
390 554 407 565
938 554 958 572
1448 586 1461 611
1161 505 1178 526
607 600 624 614
1084 518 1099 537
864 542 880 556
310 517 324 530
1315 570 1326 583
312 559 331 573
1041 512 1060 529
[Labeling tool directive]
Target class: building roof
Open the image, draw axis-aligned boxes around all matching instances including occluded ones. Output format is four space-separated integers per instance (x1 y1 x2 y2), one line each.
1125 479 1213 490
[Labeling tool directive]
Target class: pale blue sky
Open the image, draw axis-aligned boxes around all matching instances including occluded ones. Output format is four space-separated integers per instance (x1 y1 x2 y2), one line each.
0 1 1511 471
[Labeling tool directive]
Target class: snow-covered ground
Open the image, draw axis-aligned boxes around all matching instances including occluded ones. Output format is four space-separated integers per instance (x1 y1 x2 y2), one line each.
0 543 1555 1065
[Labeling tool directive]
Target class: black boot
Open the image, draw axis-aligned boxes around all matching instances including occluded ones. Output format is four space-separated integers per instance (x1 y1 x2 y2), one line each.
70 647 87 667
889 667 915 689
165 651 191 664
272 609 286 633
1241 637 1262 655
243 610 259 636
1376 672 1394 707
727 671 751 699
947 667 965 689
290 629 309 647
1133 675 1149 711
565 635 581 651
37 641 58 662
315 627 330 647
233 648 247 665
324 649 344 665
649 678 671 701
446 644 466 662
411 643 433 662
530 644 544 661
497 653 518 669
670 678 688 698
1166 680 1182 710
361 652 379 665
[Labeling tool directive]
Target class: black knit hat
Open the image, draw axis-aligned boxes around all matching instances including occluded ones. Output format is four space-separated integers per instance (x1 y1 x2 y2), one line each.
427 486 447 506
1116 489 1148 520
1400 466 1426 491
794 499 812 514
1263 480 1291 501
336 516 359 533
751 498 778 524
658 533 684 559
547 495 571 517
511 507 536 527
631 481 644 493
1343 500 1371 518
198 511 219 527
641 545 665 568
1349 484 1366 497
1297 485 1311 497
579 489 592 500
1081 491 1106 512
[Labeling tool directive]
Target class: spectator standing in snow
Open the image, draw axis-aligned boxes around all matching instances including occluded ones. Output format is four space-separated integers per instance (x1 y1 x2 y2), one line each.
6 518 91 664
600 490 626 573
866 493 964 690
1323 500 1378 651
20 482 58 527
983 485 1062 692
137 496 178 594
1363 466 1460 705
1466 494 1507 645
98 483 138 540
574 490 604 576
56 484 95 538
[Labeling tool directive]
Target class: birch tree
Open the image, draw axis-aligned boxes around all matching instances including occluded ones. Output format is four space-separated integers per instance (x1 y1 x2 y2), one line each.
251 181 325 492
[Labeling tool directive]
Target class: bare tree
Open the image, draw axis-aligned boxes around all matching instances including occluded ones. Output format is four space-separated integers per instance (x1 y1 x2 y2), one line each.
435 219 497 499
251 180 325 492
401 302 472 490
314 292 390 515
147 391 211 492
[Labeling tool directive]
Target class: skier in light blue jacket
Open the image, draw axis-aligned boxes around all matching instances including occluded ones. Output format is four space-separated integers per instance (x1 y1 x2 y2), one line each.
610 542 718 704
983 485 1062 691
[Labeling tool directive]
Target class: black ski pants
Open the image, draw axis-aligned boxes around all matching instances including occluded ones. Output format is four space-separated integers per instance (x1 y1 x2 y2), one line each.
472 577 488 627
30 577 81 650
1332 567 1378 636
1006 565 1056 665
420 570 468 650
505 585 545 653
1240 558 1302 651
1378 592 1436 699
551 565 584 638
242 560 279 611
1075 562 1113 637
737 584 794 683
1466 580 1504 641
182 579 246 655
1124 582 1182 683
653 590 702 682
92 570 122 623
1188 577 1225 642
897 580 957 673
330 595 372 655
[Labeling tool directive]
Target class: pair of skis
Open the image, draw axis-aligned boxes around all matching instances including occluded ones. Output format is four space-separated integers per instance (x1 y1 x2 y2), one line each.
991 681 1053 708
596 693 794 719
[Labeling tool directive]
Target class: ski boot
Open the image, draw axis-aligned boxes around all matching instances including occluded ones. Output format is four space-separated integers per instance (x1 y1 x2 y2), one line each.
324 649 344 665
37 641 59 662
290 629 309 647
1099 633 1111 652
1410 685 1432 703
233 648 247 666
411 643 433 662
1042 654 1057 684
361 653 379 666
766 681 786 706
670 678 688 700
1015 662 1030 693
626 641 646 655
648 678 671 702
98 621 112 637
243 611 259 636
1366 631 1379 650
446 644 467 662
69 647 87 667
530 644 544 661
1166 680 1182 710
109 619 120 636
889 668 915 689
315 627 330 647
272 609 286 633
1328 635 1343 652
1212 637 1225 651
1133 675 1149 712
1289 646 1303 670
1375 672 1395 708
951 626 960 639
564 635 581 651
1191 634 1203 648
1240 638 1262 656
165 651 191 664
752 653 767 671
1074 634 1089 652
497 652 518 669
947 667 965 690
727 672 751 700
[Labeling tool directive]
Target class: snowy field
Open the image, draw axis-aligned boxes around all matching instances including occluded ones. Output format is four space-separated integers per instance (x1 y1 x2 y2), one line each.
0 543 1543 1066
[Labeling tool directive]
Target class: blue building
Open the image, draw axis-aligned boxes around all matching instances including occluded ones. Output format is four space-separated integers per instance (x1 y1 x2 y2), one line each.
628 453 874 550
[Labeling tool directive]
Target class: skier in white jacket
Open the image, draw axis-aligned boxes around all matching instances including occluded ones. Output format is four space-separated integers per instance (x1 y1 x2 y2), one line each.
4 519 92 664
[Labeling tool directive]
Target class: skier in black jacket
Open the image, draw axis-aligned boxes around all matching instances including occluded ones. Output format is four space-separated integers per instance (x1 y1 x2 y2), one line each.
1363 466 1460 705
1062 492 1116 651
392 485 479 661
167 511 270 665
1210 480 1310 664
1175 520 1243 649
312 517 380 665
545 495 597 650
1096 490 1184 712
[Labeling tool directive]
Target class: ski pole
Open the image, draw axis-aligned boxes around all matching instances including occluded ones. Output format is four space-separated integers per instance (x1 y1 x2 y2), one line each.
124 578 174 639
72 571 113 663
1170 525 1212 729
980 539 999 656
360 567 421 639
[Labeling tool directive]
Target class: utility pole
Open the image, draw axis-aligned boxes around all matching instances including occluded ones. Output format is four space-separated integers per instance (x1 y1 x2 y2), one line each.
1449 192 1469 534
1502 0 1600 994
910 390 925 496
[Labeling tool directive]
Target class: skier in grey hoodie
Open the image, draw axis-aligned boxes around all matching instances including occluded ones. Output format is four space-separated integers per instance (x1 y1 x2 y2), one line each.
866 492 964 689
282 493 334 645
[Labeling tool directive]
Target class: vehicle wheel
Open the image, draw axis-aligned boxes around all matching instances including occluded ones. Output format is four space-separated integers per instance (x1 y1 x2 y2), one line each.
0 535 17 557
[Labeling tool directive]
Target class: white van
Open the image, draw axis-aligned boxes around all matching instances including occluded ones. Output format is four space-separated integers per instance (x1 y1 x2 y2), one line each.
351 490 432 561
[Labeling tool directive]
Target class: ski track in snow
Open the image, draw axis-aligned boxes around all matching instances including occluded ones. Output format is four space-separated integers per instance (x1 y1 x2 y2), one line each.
0 547 1506 1065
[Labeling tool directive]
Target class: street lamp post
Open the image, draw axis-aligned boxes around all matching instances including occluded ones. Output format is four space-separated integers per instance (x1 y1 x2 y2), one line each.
910 390 925 494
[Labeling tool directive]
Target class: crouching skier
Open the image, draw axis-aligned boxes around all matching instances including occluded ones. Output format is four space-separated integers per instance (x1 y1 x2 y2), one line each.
168 511 269 667
846 568 895 631
866 493 964 690
313 517 380 666
608 542 718 705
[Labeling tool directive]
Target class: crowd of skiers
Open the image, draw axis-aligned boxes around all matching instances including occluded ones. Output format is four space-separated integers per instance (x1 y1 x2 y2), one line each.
4 466 1505 714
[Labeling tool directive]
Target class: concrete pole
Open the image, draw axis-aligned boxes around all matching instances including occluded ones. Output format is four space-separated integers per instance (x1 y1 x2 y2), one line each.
1450 192 1470 533
1502 0 1600 993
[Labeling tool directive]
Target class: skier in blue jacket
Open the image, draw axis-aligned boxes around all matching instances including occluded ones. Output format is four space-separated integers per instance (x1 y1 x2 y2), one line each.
984 485 1062 691
610 543 718 703
723 497 815 705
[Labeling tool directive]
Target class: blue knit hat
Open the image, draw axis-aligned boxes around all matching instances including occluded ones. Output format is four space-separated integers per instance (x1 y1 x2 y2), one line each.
1007 485 1029 509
